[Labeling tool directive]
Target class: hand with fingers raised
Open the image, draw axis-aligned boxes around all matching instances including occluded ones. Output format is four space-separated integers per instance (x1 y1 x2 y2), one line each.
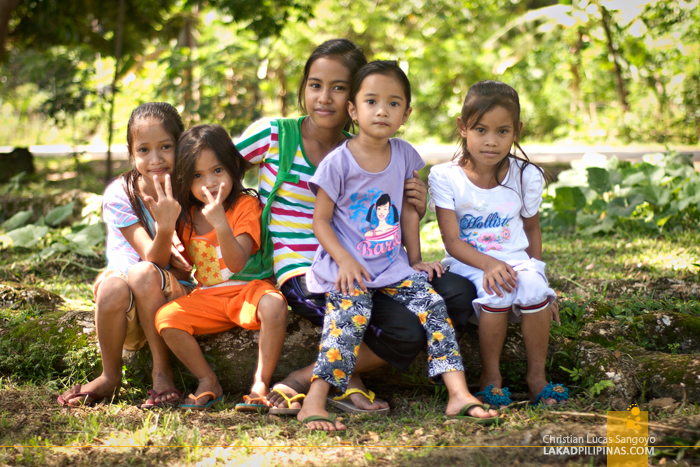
200 183 229 231
143 174 181 234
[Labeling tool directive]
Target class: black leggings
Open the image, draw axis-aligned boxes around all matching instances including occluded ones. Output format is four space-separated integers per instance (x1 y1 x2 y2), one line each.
281 271 476 372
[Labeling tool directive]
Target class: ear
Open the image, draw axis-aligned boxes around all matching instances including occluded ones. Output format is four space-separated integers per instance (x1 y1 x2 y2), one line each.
402 107 412 125
347 100 358 122
515 121 523 141
457 117 468 138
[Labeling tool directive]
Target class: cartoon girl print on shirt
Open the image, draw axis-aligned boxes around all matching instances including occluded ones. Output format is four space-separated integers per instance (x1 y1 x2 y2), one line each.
364 193 399 240
355 192 402 260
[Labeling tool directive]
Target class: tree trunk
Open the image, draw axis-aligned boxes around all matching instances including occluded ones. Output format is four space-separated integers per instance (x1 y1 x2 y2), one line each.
0 0 19 61
600 5 629 112
105 0 125 182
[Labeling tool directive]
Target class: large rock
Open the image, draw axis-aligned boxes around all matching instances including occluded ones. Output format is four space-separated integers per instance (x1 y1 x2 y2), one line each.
0 148 34 182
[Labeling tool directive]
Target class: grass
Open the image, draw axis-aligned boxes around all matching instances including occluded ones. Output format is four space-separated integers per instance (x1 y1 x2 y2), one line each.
1 156 700 465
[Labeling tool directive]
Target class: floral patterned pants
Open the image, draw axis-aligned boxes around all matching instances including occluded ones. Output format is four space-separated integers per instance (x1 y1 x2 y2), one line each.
312 273 464 392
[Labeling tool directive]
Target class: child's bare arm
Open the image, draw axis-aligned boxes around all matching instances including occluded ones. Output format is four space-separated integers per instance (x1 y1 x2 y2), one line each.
401 194 443 280
522 213 542 260
436 206 516 297
314 188 370 294
201 184 254 272
403 170 427 219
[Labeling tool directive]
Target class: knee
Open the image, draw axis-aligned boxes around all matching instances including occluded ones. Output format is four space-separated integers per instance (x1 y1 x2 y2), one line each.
126 262 162 295
258 294 288 324
95 277 131 316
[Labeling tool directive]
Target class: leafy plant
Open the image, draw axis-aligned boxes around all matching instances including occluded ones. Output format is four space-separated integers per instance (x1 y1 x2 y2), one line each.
541 152 700 233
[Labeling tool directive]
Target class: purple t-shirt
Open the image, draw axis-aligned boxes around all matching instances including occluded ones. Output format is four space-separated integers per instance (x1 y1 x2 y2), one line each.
306 138 426 293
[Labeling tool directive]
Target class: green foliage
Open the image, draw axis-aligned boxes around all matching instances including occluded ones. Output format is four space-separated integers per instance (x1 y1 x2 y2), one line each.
541 151 700 233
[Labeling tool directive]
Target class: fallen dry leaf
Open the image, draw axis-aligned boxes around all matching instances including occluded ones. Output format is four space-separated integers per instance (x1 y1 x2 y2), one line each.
648 397 679 409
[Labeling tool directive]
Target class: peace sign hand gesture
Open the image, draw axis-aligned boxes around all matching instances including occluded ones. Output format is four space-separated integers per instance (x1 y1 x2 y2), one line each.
143 174 180 233
200 183 229 231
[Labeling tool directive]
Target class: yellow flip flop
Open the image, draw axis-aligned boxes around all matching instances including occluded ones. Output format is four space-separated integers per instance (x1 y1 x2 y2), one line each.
268 388 305 415
327 388 390 414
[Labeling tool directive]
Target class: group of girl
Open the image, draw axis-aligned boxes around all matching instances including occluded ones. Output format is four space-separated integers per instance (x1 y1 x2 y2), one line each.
58 38 569 432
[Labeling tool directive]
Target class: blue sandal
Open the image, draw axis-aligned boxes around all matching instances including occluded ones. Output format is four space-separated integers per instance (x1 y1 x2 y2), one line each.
475 385 513 408
530 382 569 406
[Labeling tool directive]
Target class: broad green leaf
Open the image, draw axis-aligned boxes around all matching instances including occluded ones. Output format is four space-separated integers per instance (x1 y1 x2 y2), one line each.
551 211 577 231
586 167 610 194
44 202 75 227
65 223 105 247
6 225 49 248
582 216 615 234
40 242 69 259
607 197 637 218
2 210 33 231
576 212 599 227
553 186 586 212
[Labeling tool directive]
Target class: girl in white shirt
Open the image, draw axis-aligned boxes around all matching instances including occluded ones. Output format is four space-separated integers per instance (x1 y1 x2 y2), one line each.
429 80 567 407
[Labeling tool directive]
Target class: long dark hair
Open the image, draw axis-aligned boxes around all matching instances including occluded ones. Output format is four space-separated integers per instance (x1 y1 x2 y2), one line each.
298 38 367 131
455 80 547 211
172 124 256 239
120 102 184 237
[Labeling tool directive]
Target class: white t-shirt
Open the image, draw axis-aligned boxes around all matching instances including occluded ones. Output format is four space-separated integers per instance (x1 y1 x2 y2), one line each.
428 158 544 266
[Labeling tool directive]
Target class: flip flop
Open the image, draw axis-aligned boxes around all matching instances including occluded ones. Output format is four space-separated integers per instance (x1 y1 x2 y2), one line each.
57 384 107 407
235 395 271 413
449 402 501 425
530 382 569 407
267 388 305 415
302 413 346 432
327 388 390 415
140 388 183 409
180 391 224 411
475 385 513 408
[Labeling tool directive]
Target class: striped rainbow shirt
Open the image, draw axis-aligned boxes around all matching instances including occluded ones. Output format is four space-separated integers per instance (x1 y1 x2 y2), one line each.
235 117 318 286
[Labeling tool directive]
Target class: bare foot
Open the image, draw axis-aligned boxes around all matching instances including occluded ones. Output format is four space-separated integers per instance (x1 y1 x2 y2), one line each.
445 394 499 419
184 378 223 408
297 401 345 432
266 370 310 409
151 371 181 404
345 374 389 411
59 375 120 407
528 379 566 406
248 380 270 400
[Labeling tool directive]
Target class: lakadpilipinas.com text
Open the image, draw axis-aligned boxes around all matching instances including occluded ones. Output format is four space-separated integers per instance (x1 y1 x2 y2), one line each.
542 435 655 455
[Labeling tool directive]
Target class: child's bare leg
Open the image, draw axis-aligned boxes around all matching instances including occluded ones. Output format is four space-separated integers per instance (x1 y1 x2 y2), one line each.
477 311 509 391
250 293 288 399
521 307 554 404
62 277 128 405
128 263 178 404
443 371 498 418
160 328 222 406
297 378 346 431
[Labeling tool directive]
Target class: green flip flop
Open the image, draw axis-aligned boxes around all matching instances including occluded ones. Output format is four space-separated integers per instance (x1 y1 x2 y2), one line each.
449 402 501 425
302 413 346 432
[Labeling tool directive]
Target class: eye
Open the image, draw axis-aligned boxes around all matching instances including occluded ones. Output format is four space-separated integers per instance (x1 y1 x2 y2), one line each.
309 83 321 89
214 167 223 174
193 173 201 179
137 147 149 153
475 128 485 133
390 101 400 107
161 143 173 150
366 99 375 105
499 129 510 135
333 85 346 91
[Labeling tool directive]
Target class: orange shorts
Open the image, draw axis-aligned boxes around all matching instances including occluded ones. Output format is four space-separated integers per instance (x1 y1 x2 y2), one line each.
93 266 194 351
155 279 285 335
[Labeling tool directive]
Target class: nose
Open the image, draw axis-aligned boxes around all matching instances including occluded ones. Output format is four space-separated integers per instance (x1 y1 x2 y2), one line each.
375 103 388 117
319 87 332 104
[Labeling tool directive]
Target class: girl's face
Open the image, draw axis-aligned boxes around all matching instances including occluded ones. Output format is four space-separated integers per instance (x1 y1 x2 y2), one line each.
304 57 352 131
376 202 390 221
130 118 176 186
459 106 522 170
348 73 411 141
191 148 233 205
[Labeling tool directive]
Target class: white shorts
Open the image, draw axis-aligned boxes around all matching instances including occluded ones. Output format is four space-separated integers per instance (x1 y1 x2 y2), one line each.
449 258 556 323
